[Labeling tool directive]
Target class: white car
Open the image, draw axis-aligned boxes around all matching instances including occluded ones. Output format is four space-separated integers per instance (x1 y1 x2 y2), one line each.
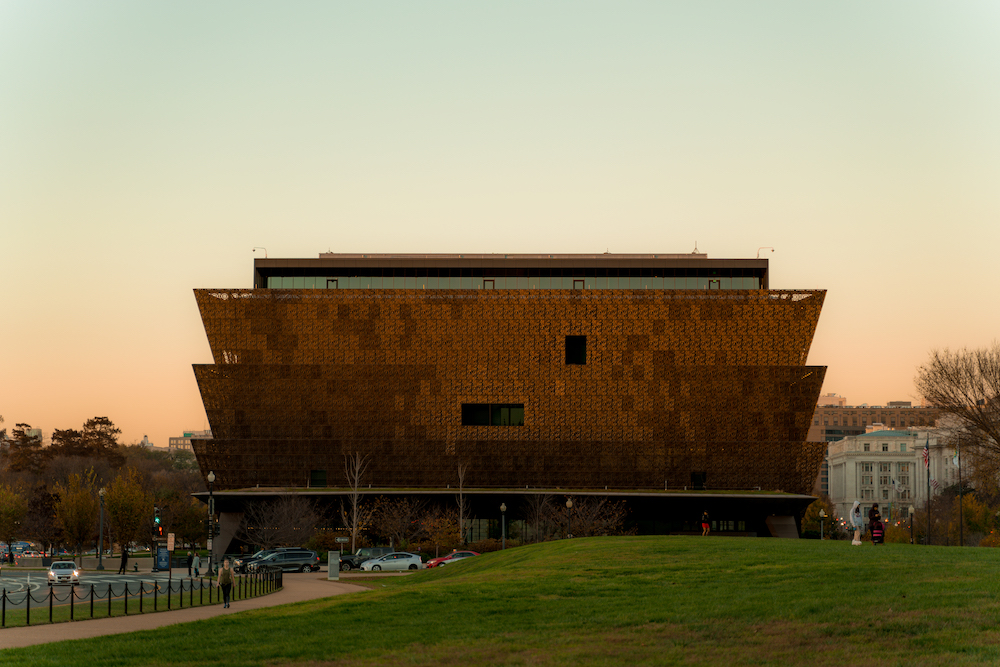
47 561 81 586
359 552 424 571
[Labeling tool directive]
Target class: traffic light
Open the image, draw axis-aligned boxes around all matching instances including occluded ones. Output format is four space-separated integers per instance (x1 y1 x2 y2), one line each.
214 519 221 537
156 525 164 538
153 505 161 526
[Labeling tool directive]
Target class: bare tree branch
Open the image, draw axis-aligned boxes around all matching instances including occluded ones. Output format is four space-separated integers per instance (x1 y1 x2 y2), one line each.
916 344 1000 456
240 495 320 550
344 452 371 552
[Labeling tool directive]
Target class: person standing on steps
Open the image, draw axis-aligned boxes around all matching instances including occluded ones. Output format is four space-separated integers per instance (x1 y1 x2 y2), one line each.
217 557 234 608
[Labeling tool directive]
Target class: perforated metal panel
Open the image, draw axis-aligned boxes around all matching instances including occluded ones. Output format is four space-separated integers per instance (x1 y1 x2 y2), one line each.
192 288 826 493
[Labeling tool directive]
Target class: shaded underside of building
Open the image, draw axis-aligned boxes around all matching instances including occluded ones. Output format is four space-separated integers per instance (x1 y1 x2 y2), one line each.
191 255 827 502
200 489 818 549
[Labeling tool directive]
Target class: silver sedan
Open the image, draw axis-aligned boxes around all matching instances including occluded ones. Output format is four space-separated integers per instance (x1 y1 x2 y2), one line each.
359 552 424 571
47 561 81 586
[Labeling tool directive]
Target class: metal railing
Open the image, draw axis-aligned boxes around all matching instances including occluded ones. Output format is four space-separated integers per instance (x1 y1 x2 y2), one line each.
0 565 282 628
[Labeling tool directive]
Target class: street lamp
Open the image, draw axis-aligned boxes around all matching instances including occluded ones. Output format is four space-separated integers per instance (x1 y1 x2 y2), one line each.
566 498 573 538
500 503 506 550
818 508 826 540
207 471 216 575
97 487 106 570
909 506 916 544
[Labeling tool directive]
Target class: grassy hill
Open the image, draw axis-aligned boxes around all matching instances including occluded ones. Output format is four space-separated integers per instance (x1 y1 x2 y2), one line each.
10 536 1000 666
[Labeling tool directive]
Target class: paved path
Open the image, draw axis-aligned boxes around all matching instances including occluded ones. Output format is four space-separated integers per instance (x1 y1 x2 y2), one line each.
0 574 369 650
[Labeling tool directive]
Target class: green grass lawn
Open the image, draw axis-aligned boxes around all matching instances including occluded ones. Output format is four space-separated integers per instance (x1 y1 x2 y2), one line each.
7 536 1000 666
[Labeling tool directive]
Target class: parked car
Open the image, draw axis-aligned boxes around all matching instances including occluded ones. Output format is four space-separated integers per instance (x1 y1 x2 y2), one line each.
233 549 280 574
339 546 394 571
248 550 321 573
359 552 424 572
234 548 311 573
47 561 81 586
425 550 480 568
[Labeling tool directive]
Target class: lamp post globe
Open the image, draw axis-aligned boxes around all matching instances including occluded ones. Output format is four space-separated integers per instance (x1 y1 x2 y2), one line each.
818 508 826 540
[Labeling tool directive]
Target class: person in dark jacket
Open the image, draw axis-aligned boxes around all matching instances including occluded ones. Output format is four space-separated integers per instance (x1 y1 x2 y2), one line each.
868 503 880 529
118 548 129 575
186 550 194 576
871 514 885 545
701 510 711 536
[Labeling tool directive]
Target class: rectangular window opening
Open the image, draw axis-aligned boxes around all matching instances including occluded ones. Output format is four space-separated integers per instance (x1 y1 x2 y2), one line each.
566 335 587 365
462 403 524 426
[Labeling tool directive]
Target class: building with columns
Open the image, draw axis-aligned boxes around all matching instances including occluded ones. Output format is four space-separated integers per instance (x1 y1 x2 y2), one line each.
827 428 962 525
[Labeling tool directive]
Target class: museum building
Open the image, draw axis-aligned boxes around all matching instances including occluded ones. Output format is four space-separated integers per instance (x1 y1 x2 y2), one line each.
191 253 827 542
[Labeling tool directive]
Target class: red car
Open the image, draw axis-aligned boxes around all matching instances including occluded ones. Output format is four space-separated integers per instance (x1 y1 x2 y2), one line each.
425 550 480 568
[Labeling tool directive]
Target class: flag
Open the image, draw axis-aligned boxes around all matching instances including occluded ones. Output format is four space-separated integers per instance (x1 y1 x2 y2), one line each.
953 449 959 466
931 479 940 491
923 438 930 469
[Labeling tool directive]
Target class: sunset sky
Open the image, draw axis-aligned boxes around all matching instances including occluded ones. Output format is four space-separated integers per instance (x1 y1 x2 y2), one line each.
3 2 999 449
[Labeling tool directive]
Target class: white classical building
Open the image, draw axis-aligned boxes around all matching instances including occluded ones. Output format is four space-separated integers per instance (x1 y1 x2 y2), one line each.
827 429 963 525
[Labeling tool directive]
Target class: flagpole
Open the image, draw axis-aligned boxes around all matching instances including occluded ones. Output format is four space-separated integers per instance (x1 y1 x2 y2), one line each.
958 436 963 547
926 435 931 545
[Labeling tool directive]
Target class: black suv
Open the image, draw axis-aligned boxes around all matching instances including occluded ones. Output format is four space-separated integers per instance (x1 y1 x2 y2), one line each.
339 547 393 571
235 548 313 574
249 549 321 573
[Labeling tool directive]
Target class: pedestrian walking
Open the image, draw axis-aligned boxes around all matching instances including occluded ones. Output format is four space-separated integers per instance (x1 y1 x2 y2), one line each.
850 500 863 546
118 548 129 575
217 557 234 608
186 550 193 576
701 510 711 536
193 552 201 577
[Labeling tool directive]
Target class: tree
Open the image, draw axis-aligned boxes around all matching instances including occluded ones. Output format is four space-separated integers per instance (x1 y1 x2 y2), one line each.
420 507 460 557
4 424 45 474
916 344 1000 457
522 494 555 542
53 470 100 561
23 484 60 554
240 495 321 550
81 417 125 466
105 467 152 552
0 484 28 549
802 497 842 539
555 496 633 537
344 452 370 552
50 428 86 458
370 496 427 548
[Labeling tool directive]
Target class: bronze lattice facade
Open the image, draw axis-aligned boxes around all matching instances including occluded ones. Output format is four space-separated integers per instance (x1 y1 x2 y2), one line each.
193 255 827 495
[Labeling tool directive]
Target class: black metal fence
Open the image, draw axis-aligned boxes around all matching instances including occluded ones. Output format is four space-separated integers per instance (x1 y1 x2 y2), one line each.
0 566 282 628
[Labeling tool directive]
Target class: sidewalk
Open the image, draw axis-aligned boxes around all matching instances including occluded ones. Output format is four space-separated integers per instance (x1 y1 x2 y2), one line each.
0 574 368 650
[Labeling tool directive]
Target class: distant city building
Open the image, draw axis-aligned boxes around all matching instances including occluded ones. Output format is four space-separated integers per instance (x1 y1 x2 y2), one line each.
808 401 940 443
826 429 962 526
810 397 940 497
169 430 212 452
816 393 846 407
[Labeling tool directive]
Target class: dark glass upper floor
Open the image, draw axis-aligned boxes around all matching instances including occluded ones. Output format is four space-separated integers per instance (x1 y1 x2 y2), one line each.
253 253 768 290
